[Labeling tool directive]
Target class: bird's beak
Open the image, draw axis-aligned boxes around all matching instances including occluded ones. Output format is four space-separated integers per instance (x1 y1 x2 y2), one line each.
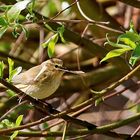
57 66 85 75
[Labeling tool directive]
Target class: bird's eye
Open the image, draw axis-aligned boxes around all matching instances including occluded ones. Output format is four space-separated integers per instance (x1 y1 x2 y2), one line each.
55 65 58 68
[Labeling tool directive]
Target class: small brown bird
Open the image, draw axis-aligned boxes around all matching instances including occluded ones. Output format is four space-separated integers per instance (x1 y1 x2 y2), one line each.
12 58 84 99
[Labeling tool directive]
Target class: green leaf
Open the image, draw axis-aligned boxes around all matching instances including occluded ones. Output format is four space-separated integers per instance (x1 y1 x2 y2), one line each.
15 115 23 126
42 33 58 58
118 31 140 44
8 58 17 82
8 58 14 76
57 25 65 43
0 61 4 78
42 34 56 48
119 38 136 49
129 44 140 66
95 98 104 106
0 119 14 129
0 26 8 38
6 89 16 97
7 0 31 23
48 34 58 58
105 34 131 49
10 115 23 140
43 122 49 129
0 17 8 26
11 24 28 38
20 25 29 39
48 40 55 58
101 48 132 63
129 21 137 33
0 5 12 12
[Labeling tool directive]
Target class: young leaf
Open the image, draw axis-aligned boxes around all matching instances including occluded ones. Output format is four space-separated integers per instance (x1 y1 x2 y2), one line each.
12 25 21 38
0 17 8 26
129 44 140 66
6 89 16 97
0 26 8 38
129 21 137 33
0 5 12 12
95 98 104 106
42 34 58 48
105 34 131 49
119 38 136 49
21 25 29 39
15 115 23 126
42 33 58 58
57 25 65 43
118 31 140 44
8 58 14 77
0 119 14 129
8 58 18 82
48 40 55 58
0 61 4 78
10 115 23 140
48 34 58 58
7 0 31 23
101 48 132 63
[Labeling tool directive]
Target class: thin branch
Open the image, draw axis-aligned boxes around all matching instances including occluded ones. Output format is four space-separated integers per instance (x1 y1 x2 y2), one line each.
0 79 96 134
91 64 140 95
24 19 109 26
6 112 140 139
131 125 140 137
62 122 68 140
60 64 140 117
0 100 28 121
49 0 79 21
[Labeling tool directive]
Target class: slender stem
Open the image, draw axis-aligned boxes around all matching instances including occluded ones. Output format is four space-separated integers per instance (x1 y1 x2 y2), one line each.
0 79 96 134
6 112 140 139
62 122 68 140
0 100 27 121
91 64 140 95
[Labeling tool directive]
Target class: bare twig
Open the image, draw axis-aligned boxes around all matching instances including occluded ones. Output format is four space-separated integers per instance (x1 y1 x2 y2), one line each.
131 124 140 137
49 0 80 21
0 100 28 121
91 64 140 95
62 122 68 140
0 79 96 134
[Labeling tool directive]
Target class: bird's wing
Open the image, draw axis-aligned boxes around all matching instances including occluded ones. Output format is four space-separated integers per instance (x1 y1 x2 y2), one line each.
12 65 41 85
33 65 48 82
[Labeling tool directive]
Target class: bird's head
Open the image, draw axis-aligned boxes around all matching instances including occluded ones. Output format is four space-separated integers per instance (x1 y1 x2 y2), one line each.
41 58 64 71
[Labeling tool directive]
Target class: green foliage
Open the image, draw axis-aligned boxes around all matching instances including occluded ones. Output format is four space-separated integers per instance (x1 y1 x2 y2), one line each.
129 43 140 66
101 22 140 66
6 89 16 97
95 98 104 106
0 17 8 26
0 61 4 79
0 5 12 12
57 25 65 43
42 33 59 58
0 119 14 129
0 26 8 38
6 0 31 23
8 58 17 82
0 116 23 140
12 23 29 38
43 122 49 129
0 0 31 38
42 25 65 58
10 115 23 140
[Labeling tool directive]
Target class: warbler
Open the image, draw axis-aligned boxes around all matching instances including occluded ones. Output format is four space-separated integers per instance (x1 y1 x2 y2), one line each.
12 58 84 99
